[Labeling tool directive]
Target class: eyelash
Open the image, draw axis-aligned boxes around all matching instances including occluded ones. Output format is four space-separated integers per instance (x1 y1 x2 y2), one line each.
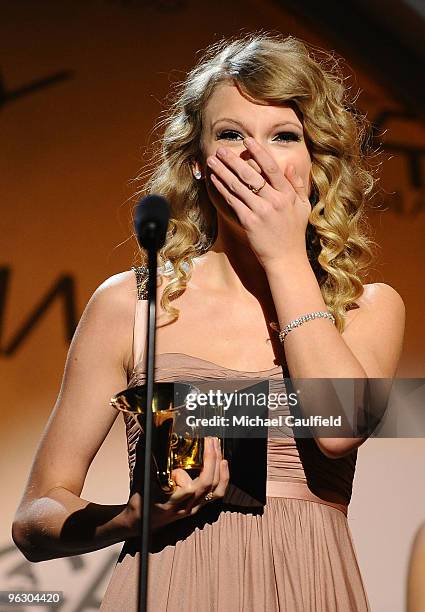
216 130 301 143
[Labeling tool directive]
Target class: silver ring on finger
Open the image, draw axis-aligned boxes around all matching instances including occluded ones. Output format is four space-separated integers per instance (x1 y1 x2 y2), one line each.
248 177 267 195
204 490 215 502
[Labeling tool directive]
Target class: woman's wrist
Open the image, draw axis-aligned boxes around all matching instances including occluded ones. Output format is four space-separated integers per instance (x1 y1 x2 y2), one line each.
263 251 310 278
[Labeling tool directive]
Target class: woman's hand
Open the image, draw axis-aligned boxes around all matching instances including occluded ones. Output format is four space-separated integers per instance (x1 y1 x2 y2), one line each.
206 137 312 270
126 436 229 534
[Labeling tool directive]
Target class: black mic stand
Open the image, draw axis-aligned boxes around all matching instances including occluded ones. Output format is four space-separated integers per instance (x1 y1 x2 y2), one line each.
133 194 169 612
138 223 158 612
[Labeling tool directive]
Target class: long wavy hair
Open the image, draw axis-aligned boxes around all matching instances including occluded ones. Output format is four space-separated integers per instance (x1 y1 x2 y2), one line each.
132 32 379 333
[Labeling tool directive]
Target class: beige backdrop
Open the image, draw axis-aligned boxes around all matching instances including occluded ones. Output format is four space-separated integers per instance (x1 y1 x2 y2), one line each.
1 1 424 611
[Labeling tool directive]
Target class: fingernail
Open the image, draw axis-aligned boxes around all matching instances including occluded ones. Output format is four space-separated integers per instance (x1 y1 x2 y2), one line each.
216 146 227 157
207 156 217 167
244 137 254 145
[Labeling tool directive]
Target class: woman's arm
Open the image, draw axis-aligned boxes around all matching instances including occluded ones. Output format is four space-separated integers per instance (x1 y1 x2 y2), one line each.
13 488 133 562
265 260 406 458
12 271 138 562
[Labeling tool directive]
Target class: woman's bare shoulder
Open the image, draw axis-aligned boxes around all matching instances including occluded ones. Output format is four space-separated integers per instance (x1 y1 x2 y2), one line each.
93 269 137 303
83 270 139 374
358 282 404 305
340 282 405 377
345 282 404 318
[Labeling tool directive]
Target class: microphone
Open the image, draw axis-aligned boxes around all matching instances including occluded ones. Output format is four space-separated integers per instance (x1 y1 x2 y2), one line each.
134 194 170 251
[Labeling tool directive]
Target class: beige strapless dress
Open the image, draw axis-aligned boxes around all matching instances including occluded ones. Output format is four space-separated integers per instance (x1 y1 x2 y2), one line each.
100 283 371 612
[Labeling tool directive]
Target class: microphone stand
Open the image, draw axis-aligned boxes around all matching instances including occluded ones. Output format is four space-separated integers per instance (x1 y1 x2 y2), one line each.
138 223 159 612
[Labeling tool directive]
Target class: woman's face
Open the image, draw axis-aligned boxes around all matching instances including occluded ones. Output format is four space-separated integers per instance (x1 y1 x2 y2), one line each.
196 82 312 228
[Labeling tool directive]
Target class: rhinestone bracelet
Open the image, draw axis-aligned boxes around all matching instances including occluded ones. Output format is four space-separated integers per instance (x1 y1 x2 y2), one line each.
269 311 336 344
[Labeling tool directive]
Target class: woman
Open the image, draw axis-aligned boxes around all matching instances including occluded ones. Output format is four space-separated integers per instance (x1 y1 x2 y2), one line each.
12 33 405 611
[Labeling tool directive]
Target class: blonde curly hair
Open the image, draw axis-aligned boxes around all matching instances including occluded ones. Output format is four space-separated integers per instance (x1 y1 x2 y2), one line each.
132 32 379 333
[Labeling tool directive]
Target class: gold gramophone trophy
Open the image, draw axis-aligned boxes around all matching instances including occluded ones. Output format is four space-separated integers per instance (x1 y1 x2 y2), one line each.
110 381 225 493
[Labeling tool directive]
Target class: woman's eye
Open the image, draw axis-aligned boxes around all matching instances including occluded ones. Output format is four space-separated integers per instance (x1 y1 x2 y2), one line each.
273 132 302 142
216 130 302 142
216 130 243 141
